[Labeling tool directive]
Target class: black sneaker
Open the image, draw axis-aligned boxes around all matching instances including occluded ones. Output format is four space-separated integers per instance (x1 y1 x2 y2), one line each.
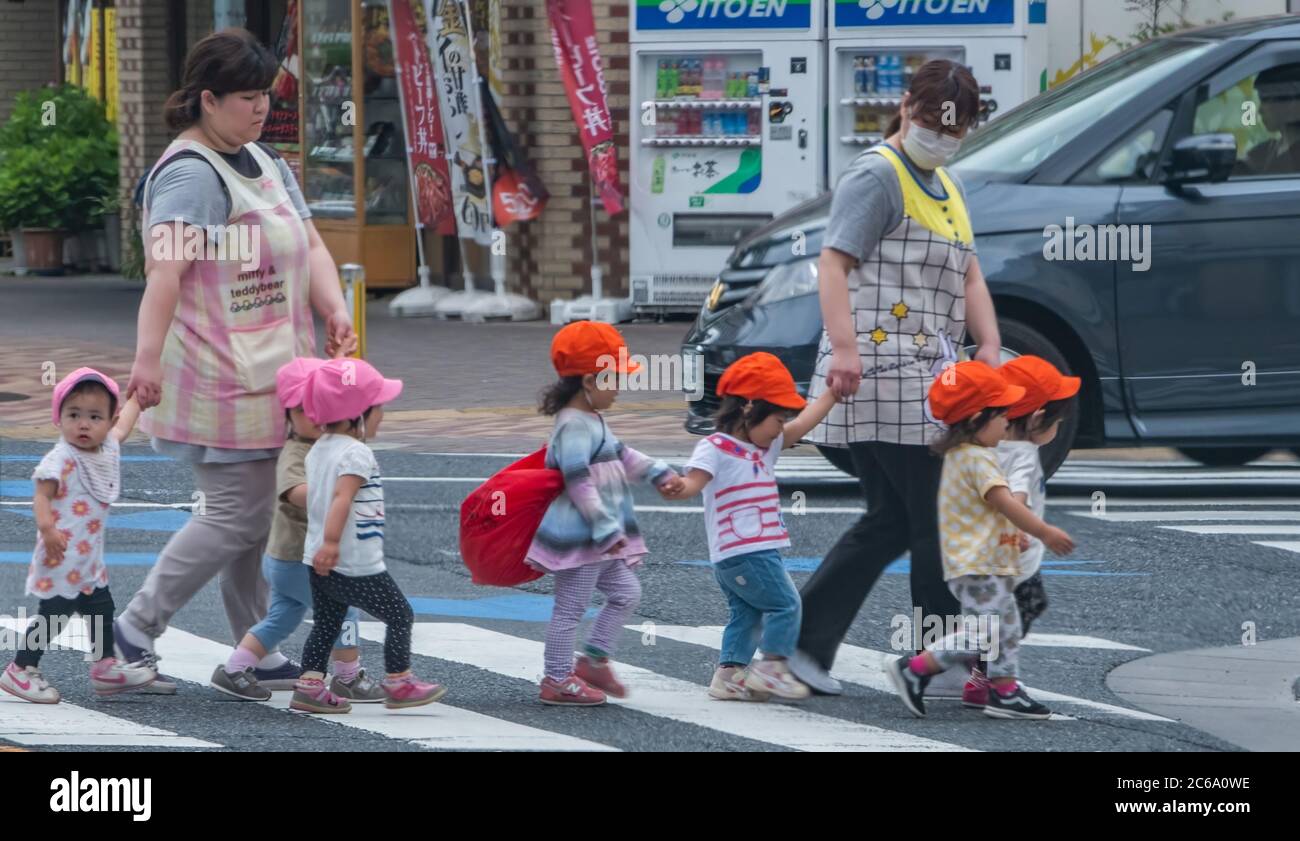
983 684 1052 720
883 656 931 718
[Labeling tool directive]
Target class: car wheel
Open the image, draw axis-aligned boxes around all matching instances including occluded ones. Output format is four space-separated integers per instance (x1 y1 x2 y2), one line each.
1177 447 1272 467
995 317 1080 479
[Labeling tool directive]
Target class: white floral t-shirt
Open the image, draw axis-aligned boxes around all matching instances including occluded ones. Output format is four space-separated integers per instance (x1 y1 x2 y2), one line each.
27 437 120 599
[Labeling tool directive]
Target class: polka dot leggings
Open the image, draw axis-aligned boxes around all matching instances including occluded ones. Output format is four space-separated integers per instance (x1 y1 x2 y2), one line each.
305 570 414 675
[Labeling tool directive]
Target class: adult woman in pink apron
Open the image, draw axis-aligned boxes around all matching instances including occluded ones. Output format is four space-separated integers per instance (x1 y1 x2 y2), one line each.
789 61 1001 696
115 29 357 691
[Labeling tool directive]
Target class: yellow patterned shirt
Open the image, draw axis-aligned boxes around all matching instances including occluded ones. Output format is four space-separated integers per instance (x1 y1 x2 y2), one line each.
938 444 1020 580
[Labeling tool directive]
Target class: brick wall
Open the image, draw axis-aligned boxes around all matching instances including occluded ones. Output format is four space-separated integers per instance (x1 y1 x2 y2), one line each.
498 0 631 304
115 0 175 253
0 0 62 125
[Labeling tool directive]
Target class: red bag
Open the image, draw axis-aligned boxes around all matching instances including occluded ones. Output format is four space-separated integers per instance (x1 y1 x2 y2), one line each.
459 448 563 586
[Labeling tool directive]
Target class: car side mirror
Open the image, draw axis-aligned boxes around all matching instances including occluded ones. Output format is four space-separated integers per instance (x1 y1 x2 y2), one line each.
1163 133 1237 187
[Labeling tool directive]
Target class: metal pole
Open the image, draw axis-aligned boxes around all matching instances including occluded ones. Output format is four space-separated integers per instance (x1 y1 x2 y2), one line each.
340 263 367 358
589 177 602 299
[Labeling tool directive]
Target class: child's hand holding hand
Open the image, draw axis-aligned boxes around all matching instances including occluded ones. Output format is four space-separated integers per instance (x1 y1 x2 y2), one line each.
312 540 340 575
1018 532 1031 552
657 472 686 499
40 526 67 563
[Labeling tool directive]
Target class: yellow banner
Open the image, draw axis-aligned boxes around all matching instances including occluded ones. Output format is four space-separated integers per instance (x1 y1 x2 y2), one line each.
105 8 119 120
88 7 103 102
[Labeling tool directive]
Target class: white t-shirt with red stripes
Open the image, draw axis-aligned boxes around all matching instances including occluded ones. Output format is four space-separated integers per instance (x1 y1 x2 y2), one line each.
685 432 790 563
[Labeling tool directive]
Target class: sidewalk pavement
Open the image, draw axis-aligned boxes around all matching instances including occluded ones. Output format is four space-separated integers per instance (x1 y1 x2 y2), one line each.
0 271 1265 459
1108 637 1300 752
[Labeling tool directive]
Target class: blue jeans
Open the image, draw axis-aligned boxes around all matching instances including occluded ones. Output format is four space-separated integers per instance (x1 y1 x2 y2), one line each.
712 549 802 666
247 556 358 654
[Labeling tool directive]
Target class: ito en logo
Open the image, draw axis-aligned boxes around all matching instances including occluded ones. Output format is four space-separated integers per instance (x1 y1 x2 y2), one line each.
859 0 900 20
659 0 699 25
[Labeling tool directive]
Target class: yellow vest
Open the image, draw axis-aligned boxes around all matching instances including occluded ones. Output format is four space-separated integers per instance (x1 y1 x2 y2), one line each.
870 144 973 246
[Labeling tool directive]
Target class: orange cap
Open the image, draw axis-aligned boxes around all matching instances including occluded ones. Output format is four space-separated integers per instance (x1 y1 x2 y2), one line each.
1000 355 1081 420
550 321 641 377
717 352 807 410
927 360 1026 425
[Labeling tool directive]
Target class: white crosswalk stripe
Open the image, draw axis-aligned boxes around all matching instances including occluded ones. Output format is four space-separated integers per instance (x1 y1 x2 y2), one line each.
1066 496 1300 560
362 621 973 752
629 625 1169 722
0 615 1179 751
0 618 221 748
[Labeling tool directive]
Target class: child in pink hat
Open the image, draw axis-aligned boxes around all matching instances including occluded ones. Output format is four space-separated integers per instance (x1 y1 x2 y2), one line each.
1 368 157 704
209 357 385 704
289 358 447 713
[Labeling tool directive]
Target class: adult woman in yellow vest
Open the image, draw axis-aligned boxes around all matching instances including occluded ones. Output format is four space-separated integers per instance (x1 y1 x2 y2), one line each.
115 30 358 691
790 61 1002 696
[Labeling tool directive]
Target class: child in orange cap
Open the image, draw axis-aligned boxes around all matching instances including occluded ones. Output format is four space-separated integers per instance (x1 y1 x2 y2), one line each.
663 352 838 701
529 321 683 706
954 355 1082 708
883 361 1074 721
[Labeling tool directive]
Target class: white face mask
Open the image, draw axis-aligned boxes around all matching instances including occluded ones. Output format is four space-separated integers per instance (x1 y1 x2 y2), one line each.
902 122 963 170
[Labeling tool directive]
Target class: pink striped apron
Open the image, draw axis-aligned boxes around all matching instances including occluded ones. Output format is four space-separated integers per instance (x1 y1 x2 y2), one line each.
139 139 315 449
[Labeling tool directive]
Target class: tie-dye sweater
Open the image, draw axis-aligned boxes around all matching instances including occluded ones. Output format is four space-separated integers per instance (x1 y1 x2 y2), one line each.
525 408 672 572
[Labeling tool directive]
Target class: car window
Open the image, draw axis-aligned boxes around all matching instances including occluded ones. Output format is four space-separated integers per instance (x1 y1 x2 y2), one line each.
1074 107 1176 184
952 38 1215 180
1190 60 1300 177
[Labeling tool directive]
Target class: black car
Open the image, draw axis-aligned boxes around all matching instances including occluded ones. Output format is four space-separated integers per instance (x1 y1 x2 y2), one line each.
682 15 1300 476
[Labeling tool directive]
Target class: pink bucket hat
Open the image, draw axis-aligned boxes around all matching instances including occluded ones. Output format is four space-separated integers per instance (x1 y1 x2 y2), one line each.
52 367 121 426
276 357 328 410
302 358 403 426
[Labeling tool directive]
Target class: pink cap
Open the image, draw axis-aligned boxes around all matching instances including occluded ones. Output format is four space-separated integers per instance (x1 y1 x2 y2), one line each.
52 367 121 426
301 358 403 426
276 357 328 410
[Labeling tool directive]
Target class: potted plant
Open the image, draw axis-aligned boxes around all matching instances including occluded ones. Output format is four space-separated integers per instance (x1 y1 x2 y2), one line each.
0 85 118 275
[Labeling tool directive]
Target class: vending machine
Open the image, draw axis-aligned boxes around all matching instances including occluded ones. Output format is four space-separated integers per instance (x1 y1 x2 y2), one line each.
827 0 1047 180
629 0 827 316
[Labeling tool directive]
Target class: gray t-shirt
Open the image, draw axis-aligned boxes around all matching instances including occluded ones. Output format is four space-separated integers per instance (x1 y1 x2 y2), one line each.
146 148 311 231
823 148 973 263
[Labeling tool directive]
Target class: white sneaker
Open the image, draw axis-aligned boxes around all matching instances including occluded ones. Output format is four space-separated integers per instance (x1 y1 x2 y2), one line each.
90 658 157 696
745 659 811 701
708 666 770 702
787 649 843 696
0 662 60 704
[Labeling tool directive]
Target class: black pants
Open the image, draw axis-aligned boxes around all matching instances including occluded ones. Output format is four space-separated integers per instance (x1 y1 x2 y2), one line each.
15 587 116 667
305 571 414 675
797 442 960 669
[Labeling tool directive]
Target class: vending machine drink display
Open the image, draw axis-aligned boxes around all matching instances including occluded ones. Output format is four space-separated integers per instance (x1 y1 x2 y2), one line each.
828 0 1047 180
630 0 827 316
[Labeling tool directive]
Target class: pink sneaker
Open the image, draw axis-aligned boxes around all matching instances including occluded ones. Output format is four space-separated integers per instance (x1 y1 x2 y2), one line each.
382 673 447 709
290 676 352 714
962 666 991 709
574 655 627 699
89 657 156 697
539 673 606 706
0 662 60 704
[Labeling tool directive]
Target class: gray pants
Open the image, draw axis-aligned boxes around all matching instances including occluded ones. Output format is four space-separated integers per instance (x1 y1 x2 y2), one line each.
123 458 275 645
929 574 1023 679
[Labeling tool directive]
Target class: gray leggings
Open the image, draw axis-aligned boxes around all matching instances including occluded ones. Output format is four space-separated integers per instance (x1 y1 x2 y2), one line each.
122 458 275 645
928 574 1023 679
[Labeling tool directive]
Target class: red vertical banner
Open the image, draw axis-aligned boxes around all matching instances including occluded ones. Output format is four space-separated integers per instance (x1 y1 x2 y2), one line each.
546 0 624 216
390 0 457 236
